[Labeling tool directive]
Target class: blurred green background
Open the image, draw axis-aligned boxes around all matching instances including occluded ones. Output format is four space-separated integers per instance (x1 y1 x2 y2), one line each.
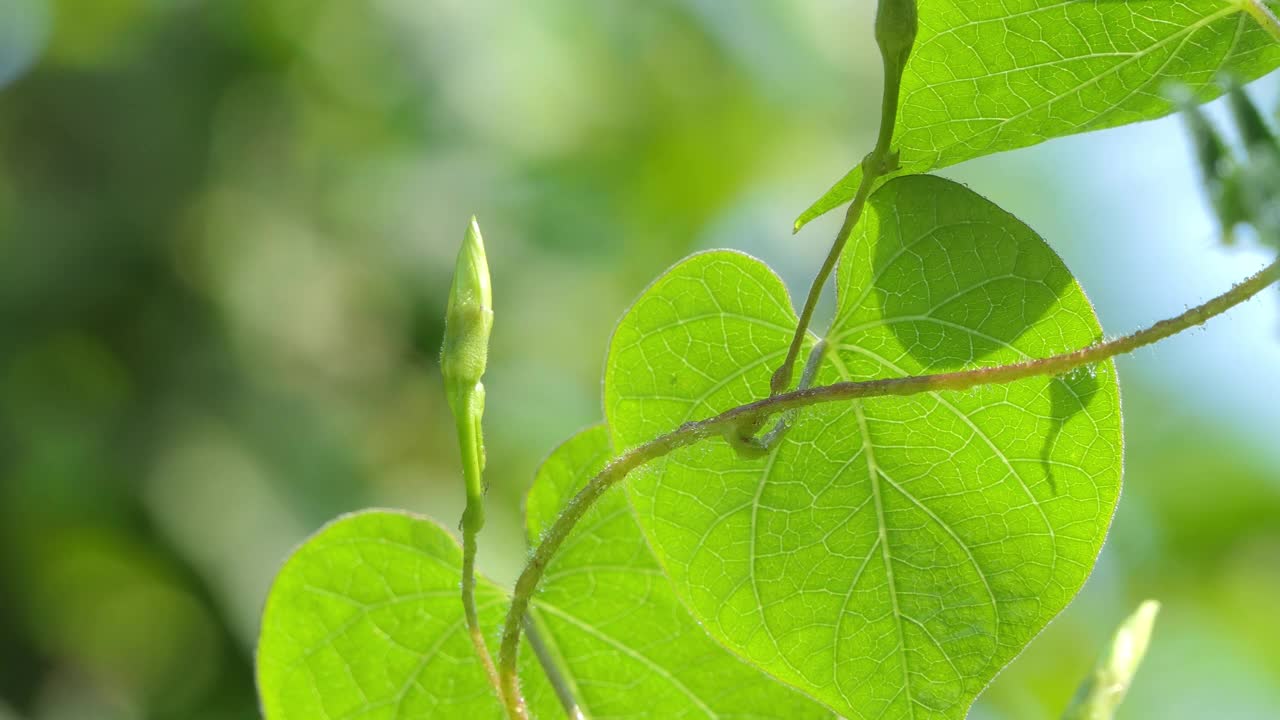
1 1 1278 719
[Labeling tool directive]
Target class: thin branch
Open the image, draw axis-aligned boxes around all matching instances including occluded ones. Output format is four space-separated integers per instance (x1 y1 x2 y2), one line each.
524 614 587 720
771 172 878 396
771 0 917 396
461 533 505 702
496 257 1280 699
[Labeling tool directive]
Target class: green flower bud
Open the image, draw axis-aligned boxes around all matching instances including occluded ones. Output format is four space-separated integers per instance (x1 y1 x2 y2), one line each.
442 216 494 409
442 217 494 533
1062 600 1161 720
870 0 918 159
875 0 918 74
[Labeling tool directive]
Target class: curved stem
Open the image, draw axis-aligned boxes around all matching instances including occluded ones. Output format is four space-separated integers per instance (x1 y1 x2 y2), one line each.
497 257 1280 696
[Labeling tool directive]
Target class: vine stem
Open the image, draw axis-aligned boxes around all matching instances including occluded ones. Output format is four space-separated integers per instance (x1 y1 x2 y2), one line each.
496 256 1280 704
454 405 505 709
461 532 502 692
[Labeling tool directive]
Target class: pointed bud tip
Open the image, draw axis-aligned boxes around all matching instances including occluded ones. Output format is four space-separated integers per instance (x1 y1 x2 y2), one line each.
442 216 494 392
452 215 492 311
1062 599 1161 720
1103 599 1160 682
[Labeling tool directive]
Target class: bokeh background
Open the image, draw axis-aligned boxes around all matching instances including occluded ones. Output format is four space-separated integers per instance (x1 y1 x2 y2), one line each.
1 1 1278 719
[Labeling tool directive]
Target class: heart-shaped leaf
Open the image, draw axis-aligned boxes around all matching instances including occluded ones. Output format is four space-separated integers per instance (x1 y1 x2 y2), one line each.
607 175 1122 718
796 0 1280 230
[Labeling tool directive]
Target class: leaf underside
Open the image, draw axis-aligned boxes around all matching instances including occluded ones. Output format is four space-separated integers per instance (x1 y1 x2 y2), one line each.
256 431 837 720
256 176 1124 719
242 1 1276 716
796 0 1280 230
607 175 1123 719
255 510 556 719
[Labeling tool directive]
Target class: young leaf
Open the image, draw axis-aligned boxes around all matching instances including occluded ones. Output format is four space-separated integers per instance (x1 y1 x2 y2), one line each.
607 175 1122 718
524 425 834 718
256 510 560 720
1062 600 1161 720
796 0 1280 230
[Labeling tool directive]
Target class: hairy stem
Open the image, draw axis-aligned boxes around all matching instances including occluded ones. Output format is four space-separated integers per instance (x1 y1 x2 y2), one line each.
461 532 503 695
497 257 1280 697
454 406 506 710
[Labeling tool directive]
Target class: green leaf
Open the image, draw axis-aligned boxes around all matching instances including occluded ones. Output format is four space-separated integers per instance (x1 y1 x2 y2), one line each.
796 0 1280 230
607 175 1122 718
524 425 835 718
256 438 835 720
255 510 559 720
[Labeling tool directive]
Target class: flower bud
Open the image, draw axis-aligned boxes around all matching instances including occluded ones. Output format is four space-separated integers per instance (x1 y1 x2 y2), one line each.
441 217 494 409
875 0 918 73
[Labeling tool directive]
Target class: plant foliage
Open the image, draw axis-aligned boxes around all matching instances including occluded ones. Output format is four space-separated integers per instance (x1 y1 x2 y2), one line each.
255 2 1280 718
796 0 1280 230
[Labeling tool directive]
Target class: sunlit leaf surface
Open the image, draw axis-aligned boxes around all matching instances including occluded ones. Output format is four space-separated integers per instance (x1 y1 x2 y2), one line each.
609 175 1123 719
796 0 1280 230
255 511 559 719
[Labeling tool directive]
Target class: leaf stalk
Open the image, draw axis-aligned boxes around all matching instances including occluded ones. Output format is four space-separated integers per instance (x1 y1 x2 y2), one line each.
770 0 918 398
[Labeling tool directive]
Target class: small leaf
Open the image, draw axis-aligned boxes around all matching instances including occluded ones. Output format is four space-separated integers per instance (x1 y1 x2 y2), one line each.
1181 93 1249 242
797 0 1280 230
255 510 558 719
525 426 834 718
1062 600 1161 720
1227 82 1278 152
608 175 1122 718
